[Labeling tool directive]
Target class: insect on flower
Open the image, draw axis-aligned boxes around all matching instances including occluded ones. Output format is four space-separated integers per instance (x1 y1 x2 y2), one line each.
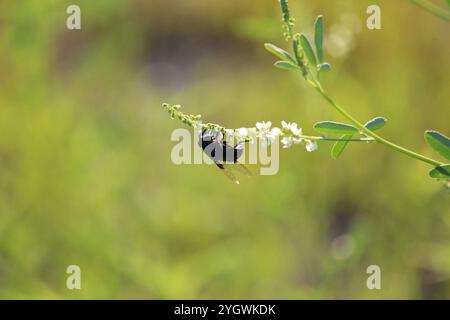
199 129 252 184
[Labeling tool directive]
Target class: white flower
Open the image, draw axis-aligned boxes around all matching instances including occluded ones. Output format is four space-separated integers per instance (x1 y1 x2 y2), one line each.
282 120 301 135
281 137 293 148
270 127 281 136
237 127 248 137
256 121 272 131
280 137 296 148
256 122 282 146
193 120 203 130
266 127 281 144
281 136 303 149
231 127 249 143
256 121 270 142
225 129 234 139
305 140 318 152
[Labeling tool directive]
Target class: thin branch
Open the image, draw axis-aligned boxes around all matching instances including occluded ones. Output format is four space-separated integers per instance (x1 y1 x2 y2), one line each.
410 0 450 21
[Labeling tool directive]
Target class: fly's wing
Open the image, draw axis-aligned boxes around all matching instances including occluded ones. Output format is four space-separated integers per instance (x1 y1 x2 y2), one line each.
220 163 252 185
229 162 252 176
216 163 240 184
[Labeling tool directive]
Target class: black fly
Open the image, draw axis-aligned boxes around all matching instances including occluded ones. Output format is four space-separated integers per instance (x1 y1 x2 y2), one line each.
199 129 251 184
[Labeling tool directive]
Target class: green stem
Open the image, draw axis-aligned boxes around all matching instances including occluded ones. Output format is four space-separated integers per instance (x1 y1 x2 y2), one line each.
299 134 374 142
410 0 450 21
311 82 444 167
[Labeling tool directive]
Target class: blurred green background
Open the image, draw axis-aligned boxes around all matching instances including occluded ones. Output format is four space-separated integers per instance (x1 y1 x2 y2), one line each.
0 0 449 299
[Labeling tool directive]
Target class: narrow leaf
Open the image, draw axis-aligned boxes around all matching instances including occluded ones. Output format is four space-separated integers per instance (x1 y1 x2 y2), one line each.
364 117 387 131
425 130 450 161
274 60 299 70
331 134 353 159
299 34 317 66
429 164 450 179
292 38 303 64
314 15 324 63
264 43 295 63
314 121 358 134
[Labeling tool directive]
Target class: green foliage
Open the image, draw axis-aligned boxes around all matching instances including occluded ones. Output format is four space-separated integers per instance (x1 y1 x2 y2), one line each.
274 60 299 70
314 15 324 63
331 134 353 159
410 0 450 21
425 130 450 161
279 0 295 40
318 63 331 72
264 43 296 63
292 37 308 76
264 1 445 179
279 0 291 24
364 117 387 131
314 121 358 134
331 118 386 159
299 34 317 66
429 164 450 178
292 38 303 61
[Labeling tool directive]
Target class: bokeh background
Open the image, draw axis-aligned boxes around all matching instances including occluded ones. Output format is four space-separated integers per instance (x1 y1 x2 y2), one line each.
0 0 449 299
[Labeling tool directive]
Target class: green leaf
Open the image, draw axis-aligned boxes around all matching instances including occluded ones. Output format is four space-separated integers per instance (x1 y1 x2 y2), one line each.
314 121 359 134
292 38 303 63
364 117 387 131
299 34 317 66
429 164 450 179
314 15 324 63
274 60 299 70
264 43 295 63
318 63 331 72
425 130 450 161
331 134 353 159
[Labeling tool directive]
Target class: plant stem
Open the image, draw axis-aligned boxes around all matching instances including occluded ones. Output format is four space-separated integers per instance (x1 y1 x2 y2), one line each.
410 0 450 21
312 82 444 167
299 134 374 142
